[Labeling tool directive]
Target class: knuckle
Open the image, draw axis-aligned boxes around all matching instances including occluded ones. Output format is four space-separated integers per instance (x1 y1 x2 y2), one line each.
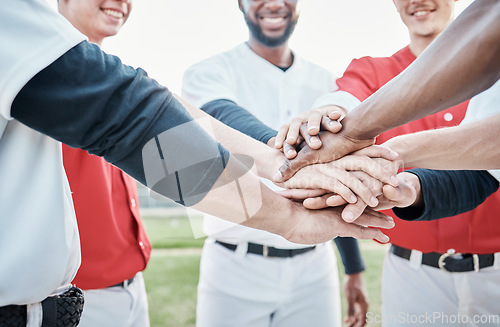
278 125 289 133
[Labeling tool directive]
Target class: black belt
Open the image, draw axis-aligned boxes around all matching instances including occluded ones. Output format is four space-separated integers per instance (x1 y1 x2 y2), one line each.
216 240 316 258
111 275 136 288
390 244 495 272
0 286 84 327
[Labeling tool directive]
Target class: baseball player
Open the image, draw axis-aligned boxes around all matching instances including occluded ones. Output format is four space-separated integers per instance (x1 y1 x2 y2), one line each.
182 1 370 326
273 0 500 177
0 1 393 325
57 0 152 326
275 0 500 325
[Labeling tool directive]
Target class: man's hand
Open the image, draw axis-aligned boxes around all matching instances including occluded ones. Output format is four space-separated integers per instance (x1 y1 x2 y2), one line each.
262 201 394 245
288 207 394 245
344 273 369 327
278 153 400 207
375 172 422 211
267 135 305 160
273 132 378 183
274 105 344 150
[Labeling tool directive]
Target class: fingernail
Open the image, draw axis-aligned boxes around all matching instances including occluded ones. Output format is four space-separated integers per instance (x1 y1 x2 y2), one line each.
329 120 336 126
390 150 399 158
308 126 316 131
381 234 390 243
287 149 295 157
343 211 355 222
274 141 280 148
350 195 357 203
311 136 320 143
273 171 283 182
370 196 378 207
391 176 399 186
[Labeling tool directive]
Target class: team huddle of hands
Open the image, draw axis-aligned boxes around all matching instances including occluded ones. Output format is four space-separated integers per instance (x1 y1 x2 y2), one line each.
267 105 421 243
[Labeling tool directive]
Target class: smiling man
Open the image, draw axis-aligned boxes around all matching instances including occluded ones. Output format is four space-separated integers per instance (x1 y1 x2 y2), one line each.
182 0 369 326
57 1 152 327
292 0 500 325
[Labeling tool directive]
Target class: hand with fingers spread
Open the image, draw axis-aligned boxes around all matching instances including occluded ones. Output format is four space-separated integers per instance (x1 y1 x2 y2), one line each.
267 135 305 160
274 105 344 151
272 105 405 182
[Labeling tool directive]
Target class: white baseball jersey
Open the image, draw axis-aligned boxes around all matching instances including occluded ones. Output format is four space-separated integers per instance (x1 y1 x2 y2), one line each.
182 43 337 248
460 79 500 181
0 0 86 305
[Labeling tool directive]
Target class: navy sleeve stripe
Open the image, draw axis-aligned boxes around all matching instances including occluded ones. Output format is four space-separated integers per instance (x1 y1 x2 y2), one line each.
394 169 499 221
334 237 366 274
12 41 230 206
201 99 277 144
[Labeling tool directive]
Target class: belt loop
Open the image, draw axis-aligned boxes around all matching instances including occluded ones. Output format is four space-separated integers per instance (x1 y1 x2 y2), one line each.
409 249 423 270
262 245 269 257
26 302 43 327
235 242 247 258
41 296 57 327
472 254 480 272
494 253 500 270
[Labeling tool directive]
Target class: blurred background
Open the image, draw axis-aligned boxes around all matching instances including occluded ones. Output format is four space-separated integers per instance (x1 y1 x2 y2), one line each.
71 0 473 93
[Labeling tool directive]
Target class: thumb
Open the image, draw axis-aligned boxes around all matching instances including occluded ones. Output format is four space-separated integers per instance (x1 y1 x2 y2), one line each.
273 146 317 182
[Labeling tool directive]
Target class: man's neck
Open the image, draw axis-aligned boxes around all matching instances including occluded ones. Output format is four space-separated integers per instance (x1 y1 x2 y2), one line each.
408 34 438 57
247 40 293 68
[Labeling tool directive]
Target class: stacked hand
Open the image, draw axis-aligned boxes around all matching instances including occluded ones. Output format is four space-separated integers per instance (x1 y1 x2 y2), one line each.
272 106 418 223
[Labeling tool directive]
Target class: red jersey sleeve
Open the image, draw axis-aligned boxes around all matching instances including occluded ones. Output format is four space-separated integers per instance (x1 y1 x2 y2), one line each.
335 57 382 102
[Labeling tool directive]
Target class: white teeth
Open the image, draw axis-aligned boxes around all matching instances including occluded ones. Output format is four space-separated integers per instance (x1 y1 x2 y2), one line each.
262 17 284 24
413 11 429 17
103 9 124 19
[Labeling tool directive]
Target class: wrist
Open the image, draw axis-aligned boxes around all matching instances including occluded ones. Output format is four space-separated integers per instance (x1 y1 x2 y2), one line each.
383 136 410 166
400 172 422 208
242 192 296 238
341 111 380 142
255 147 286 180
345 271 363 279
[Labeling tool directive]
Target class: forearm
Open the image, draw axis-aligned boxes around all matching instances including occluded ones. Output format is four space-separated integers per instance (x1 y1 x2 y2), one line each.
10 36 395 246
394 169 499 221
191 154 295 235
342 0 500 140
11 42 285 212
384 114 500 170
175 95 285 180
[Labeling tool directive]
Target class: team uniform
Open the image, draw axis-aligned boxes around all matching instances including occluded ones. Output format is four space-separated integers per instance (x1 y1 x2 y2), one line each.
1 1 229 325
315 46 500 326
183 43 346 327
0 1 86 325
460 79 500 182
63 147 151 327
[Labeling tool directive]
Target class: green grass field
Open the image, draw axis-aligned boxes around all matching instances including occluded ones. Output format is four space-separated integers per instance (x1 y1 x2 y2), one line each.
142 214 387 327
